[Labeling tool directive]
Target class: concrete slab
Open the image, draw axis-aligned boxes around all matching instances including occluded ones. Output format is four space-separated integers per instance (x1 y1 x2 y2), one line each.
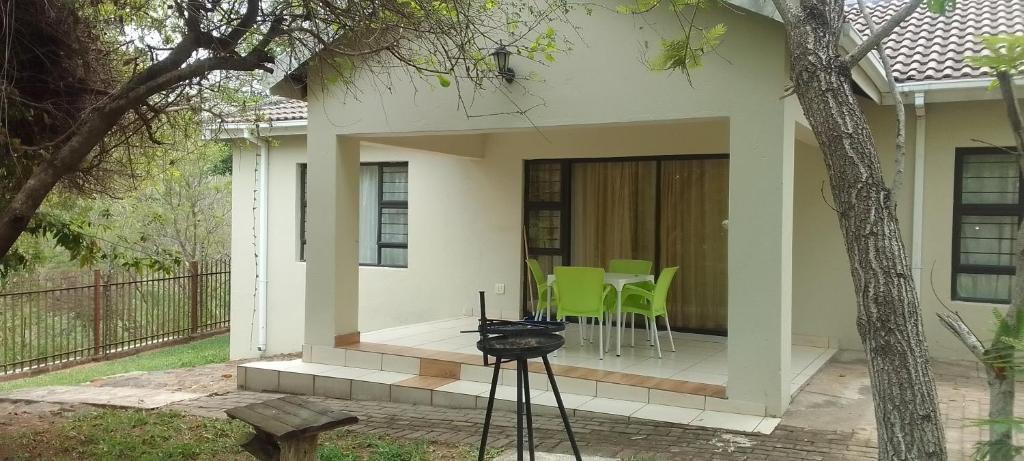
0 386 203 409
494 453 618 461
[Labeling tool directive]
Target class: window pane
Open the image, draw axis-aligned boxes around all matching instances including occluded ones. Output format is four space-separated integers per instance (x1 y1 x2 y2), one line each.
527 163 561 202
527 209 560 250
298 164 308 261
961 153 1019 204
359 165 380 265
380 208 408 244
959 215 1017 266
956 273 1012 303
381 247 408 267
382 165 408 203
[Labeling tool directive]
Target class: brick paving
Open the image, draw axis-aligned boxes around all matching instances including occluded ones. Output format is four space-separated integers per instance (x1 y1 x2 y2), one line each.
167 391 878 460
8 352 1012 460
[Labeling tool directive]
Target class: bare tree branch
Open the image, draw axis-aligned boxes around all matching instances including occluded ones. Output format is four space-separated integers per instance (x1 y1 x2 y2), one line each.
844 0 922 67
767 0 798 25
855 0 906 199
936 311 987 362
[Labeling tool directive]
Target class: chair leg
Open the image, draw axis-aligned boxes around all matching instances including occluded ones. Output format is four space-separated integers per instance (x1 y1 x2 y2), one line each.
651 315 662 359
604 312 613 353
578 317 585 347
597 315 604 360
630 313 635 347
662 315 677 352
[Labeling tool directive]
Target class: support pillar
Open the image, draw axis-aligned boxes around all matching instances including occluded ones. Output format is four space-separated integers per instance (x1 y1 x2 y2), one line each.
304 134 361 351
726 99 797 417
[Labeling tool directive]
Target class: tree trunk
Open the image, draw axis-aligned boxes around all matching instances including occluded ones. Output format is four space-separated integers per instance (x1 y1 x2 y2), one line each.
986 363 1016 461
784 5 947 460
987 68 1024 461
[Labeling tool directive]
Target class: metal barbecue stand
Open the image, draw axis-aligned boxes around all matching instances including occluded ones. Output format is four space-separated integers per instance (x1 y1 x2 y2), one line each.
463 291 583 461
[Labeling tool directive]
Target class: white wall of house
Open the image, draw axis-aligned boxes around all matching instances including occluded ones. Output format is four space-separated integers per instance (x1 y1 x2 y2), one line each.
230 97 1023 363
230 135 308 359
790 98 1019 361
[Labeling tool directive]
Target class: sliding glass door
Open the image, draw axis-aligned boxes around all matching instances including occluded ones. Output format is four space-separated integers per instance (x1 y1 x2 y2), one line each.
523 155 729 334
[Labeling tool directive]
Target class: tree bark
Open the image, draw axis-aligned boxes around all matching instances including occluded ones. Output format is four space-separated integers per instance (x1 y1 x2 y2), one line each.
987 68 1024 461
780 2 947 459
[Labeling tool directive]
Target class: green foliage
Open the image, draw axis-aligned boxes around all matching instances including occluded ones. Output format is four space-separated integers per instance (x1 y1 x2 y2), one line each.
2 115 230 281
967 35 1024 79
652 23 727 72
971 418 1024 461
926 0 956 14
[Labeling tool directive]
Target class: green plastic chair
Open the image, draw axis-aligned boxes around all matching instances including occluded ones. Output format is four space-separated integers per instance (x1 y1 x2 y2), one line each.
554 266 612 359
619 266 678 358
526 259 557 320
608 259 653 275
606 259 655 344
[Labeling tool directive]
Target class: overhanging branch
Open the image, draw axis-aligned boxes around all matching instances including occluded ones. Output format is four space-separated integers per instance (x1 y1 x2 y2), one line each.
844 0 922 67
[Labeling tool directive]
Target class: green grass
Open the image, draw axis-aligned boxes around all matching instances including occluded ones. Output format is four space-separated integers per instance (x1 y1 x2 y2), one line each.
0 334 229 393
2 409 481 461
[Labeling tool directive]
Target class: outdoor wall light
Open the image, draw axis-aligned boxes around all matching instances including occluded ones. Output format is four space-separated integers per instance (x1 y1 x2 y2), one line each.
492 43 515 83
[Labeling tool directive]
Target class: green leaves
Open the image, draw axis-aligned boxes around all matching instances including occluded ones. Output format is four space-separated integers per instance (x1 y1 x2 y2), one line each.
436 74 452 87
926 0 955 15
966 35 1024 78
652 23 727 72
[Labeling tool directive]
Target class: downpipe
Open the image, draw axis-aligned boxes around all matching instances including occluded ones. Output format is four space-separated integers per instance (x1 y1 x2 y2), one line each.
911 92 926 295
244 129 270 354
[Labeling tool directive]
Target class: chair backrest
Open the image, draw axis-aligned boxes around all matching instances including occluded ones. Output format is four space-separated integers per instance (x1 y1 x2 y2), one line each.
526 258 545 288
608 259 653 275
652 267 679 313
554 266 605 317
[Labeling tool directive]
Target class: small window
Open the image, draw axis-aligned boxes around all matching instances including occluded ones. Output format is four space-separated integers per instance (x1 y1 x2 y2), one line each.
297 162 409 267
298 163 308 261
360 163 409 267
952 148 1023 303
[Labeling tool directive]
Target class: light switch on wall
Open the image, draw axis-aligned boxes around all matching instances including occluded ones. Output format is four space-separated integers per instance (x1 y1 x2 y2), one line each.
495 283 506 295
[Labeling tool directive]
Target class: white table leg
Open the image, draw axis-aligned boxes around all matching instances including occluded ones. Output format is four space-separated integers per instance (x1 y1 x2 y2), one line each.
546 284 551 321
615 286 623 357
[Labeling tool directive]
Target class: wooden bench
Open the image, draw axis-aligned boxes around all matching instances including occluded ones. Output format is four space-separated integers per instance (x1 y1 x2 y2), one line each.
226 395 359 461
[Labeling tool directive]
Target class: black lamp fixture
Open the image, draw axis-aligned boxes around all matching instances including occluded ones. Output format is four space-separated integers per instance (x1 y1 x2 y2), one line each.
492 43 515 83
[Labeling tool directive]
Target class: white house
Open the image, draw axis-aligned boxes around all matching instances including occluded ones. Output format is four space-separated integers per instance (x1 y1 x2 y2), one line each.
220 0 1024 422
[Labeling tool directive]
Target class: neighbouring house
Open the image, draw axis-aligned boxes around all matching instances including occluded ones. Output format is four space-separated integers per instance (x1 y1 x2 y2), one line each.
218 0 1024 423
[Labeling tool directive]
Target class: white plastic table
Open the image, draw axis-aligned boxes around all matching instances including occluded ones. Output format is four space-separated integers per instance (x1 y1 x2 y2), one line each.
545 272 655 357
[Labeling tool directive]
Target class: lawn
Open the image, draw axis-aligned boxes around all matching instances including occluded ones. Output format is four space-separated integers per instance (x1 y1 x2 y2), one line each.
0 334 229 393
0 409 485 461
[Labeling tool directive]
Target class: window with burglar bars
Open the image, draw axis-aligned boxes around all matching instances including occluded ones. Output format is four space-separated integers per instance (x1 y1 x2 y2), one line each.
952 148 1023 303
296 162 409 267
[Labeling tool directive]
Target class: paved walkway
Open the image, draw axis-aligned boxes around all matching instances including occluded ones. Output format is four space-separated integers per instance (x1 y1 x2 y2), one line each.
167 391 877 460
4 353 1011 460
784 354 1024 460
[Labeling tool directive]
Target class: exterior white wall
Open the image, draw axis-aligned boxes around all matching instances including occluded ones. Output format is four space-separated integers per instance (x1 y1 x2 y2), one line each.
790 98 1019 361
230 135 309 359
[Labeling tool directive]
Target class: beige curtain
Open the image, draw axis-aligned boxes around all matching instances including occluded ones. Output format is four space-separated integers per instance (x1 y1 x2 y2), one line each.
659 158 729 333
571 161 657 268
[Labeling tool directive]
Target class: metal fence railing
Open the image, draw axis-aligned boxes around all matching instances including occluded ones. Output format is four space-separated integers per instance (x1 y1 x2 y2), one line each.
0 260 230 376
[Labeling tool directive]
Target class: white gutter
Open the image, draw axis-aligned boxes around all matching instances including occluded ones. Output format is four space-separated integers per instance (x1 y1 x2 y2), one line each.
911 93 926 295
244 129 270 353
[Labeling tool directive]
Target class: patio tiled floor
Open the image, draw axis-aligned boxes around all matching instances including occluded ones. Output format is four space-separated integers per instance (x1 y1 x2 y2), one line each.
362 316 835 391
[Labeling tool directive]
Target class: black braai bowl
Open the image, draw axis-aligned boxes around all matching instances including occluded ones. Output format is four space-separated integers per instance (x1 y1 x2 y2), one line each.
477 333 565 360
482 320 565 337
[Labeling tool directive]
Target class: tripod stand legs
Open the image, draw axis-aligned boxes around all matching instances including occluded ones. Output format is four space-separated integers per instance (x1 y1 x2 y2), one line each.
477 360 502 461
520 359 536 461
543 356 583 461
477 356 581 461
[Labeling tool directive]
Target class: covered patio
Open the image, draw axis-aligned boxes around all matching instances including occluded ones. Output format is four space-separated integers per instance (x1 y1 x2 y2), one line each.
296 100 825 418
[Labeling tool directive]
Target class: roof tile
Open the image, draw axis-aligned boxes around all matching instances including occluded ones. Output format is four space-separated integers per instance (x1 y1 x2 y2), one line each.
847 0 1024 83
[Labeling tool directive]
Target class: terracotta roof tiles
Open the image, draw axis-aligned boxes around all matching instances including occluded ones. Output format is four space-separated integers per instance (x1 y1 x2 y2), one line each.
847 0 1024 83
